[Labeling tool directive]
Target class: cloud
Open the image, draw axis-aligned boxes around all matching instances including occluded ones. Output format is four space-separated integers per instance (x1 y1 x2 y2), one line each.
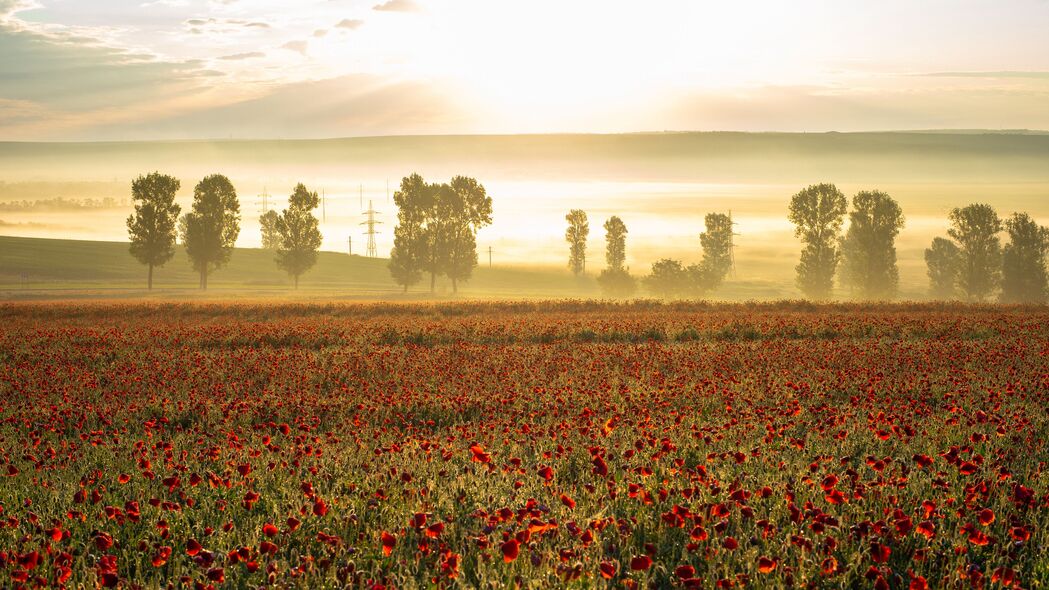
0 0 39 17
336 18 363 29
313 29 327 38
372 0 419 12
281 40 308 54
183 18 270 33
920 71 1049 80
218 51 265 60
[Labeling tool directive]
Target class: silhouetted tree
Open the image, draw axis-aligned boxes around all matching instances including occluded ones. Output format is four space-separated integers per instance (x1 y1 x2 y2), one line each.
948 203 1002 301
260 210 280 250
788 183 847 300
692 212 734 293
389 174 429 292
274 184 323 289
925 237 960 300
597 216 636 297
127 172 181 290
1001 212 1049 304
645 258 689 299
180 174 240 290
442 176 493 294
839 190 905 300
565 209 589 276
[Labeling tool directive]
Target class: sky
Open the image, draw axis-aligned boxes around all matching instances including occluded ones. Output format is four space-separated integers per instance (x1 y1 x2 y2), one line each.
1 0 1049 140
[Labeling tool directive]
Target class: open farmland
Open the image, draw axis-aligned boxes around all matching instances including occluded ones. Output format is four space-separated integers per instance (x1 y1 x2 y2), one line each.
0 301 1048 588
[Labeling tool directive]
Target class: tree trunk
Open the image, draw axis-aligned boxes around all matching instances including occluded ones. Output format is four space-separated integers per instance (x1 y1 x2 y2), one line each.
451 277 458 294
403 283 408 293
294 274 299 290
148 263 153 291
430 272 436 293
200 268 207 291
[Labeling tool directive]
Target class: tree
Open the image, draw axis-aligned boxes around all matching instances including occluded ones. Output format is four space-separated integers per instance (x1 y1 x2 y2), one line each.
839 190 905 300
127 172 181 290
644 259 689 299
565 209 589 276
260 210 280 250
1000 212 1049 304
274 183 323 289
788 183 847 300
693 212 734 293
948 203 1002 301
442 176 493 293
597 216 636 297
389 174 430 292
925 237 960 300
180 174 240 290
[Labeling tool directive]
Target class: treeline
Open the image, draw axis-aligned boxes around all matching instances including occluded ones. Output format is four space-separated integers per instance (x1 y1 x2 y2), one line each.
576 183 1048 303
0 197 128 212
125 172 321 290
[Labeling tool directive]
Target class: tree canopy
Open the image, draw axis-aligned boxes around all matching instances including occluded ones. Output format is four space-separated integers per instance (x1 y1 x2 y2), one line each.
126 171 181 290
565 209 589 276
839 190 905 300
179 174 240 290
948 203 1002 301
1001 212 1049 304
274 183 323 289
788 183 847 300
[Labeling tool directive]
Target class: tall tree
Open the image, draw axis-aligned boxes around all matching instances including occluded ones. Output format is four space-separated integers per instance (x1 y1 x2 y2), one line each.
180 174 240 290
597 216 635 297
389 174 430 292
259 210 280 250
948 203 1002 301
126 172 181 290
565 209 589 276
274 183 323 289
443 176 493 293
788 183 847 300
925 237 960 300
839 190 905 300
692 212 734 293
645 258 689 299
1000 212 1049 304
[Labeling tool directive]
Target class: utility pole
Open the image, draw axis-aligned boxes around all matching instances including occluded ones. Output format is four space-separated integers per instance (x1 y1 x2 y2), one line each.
348 236 352 255
321 189 326 222
255 187 271 216
360 200 382 258
488 246 492 268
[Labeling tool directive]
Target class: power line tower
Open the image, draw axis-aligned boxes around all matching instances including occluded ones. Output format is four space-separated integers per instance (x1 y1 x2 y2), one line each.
255 187 271 216
728 209 742 277
360 200 382 258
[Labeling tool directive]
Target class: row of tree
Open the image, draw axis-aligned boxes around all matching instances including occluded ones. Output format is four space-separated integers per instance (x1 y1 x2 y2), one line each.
925 205 1048 303
127 172 322 289
563 210 735 298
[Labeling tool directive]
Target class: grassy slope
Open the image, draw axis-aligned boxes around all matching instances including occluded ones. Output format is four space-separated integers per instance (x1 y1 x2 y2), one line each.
0 235 604 299
0 235 796 300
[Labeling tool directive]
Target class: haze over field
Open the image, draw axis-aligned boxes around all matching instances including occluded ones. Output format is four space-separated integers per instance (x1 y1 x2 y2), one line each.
1 1 1048 298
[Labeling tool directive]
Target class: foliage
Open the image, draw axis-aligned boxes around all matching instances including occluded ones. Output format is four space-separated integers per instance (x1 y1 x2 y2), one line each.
1000 212 1049 304
924 237 961 300
565 209 589 276
179 174 241 290
603 216 628 270
948 203 1002 301
259 210 280 251
839 190 905 300
597 267 637 298
274 184 323 288
643 258 690 298
126 172 181 289
695 212 734 293
788 183 847 300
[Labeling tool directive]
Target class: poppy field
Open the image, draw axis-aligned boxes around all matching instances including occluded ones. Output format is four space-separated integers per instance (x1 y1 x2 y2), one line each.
0 300 1048 589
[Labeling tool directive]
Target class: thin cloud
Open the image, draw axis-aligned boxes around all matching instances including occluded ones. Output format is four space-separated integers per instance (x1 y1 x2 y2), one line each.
281 40 308 55
373 0 420 12
920 71 1049 80
336 18 363 29
217 51 264 60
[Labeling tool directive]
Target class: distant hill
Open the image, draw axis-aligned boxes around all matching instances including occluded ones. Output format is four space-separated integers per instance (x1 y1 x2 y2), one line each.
3 131 1049 187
